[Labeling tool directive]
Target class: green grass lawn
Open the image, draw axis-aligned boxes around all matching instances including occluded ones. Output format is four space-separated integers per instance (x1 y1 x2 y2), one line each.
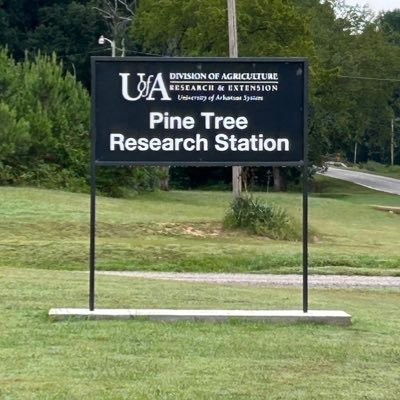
0 176 400 275
347 160 400 180
0 268 399 399
1 183 399 399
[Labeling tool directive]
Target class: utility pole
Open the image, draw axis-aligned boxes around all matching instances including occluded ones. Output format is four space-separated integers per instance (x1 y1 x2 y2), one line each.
391 117 394 166
227 0 242 198
354 142 357 165
227 0 238 58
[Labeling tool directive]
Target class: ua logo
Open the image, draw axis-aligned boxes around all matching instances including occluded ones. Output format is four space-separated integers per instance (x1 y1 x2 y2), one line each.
119 72 171 101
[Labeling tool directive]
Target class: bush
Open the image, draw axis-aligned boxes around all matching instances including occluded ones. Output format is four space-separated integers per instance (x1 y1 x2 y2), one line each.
223 196 301 241
97 166 165 197
0 48 163 196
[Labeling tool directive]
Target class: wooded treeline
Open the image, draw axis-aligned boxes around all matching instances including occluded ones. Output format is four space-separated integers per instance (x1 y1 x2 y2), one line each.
1 0 400 194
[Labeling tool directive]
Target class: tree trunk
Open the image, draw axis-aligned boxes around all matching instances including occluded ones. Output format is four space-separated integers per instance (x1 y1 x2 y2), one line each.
354 142 358 164
273 167 286 192
159 166 170 191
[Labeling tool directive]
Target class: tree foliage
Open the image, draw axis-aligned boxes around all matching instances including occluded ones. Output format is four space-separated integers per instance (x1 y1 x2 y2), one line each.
132 0 314 57
295 0 400 163
1 0 400 193
0 0 107 86
0 48 90 188
132 0 400 166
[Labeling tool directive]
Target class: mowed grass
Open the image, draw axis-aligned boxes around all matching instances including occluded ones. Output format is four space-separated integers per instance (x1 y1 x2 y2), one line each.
0 268 399 399
0 176 400 275
350 161 400 180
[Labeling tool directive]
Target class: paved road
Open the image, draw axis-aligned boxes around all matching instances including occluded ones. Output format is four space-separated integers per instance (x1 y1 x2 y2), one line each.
96 271 400 289
322 167 400 195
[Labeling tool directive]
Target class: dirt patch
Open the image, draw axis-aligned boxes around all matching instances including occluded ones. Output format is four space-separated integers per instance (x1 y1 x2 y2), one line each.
161 222 221 237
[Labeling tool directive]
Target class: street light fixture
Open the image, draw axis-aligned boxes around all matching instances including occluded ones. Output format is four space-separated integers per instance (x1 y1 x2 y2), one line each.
98 35 116 57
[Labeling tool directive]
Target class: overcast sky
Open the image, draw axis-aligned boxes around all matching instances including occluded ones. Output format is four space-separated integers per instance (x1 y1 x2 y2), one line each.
344 0 399 13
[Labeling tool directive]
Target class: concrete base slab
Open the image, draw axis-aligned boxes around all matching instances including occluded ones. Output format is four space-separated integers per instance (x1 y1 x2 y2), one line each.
48 308 351 325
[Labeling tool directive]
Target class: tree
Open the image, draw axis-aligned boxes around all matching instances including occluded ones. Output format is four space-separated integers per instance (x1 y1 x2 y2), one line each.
0 48 30 172
0 103 29 167
377 9 400 163
26 1 107 86
131 0 314 191
294 1 400 165
379 9 400 46
0 48 90 188
93 0 137 56
132 0 314 57
0 1 107 87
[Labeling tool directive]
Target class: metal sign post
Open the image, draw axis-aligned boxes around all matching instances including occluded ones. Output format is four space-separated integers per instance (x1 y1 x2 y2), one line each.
89 59 97 311
89 57 308 312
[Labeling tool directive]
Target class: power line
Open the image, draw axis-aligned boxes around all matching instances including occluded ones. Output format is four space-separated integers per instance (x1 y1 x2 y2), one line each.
338 75 400 83
124 49 163 56
38 47 163 59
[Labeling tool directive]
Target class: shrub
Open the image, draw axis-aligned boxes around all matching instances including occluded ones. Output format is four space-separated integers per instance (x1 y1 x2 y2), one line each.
0 48 163 196
223 196 301 241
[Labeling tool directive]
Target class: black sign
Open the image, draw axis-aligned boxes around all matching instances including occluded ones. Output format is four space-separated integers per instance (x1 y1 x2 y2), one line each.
92 57 307 166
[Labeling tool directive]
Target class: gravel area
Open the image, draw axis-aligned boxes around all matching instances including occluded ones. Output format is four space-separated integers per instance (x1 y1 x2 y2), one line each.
96 271 400 289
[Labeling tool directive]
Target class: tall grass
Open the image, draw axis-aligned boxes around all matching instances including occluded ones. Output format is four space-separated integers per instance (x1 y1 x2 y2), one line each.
223 195 301 240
